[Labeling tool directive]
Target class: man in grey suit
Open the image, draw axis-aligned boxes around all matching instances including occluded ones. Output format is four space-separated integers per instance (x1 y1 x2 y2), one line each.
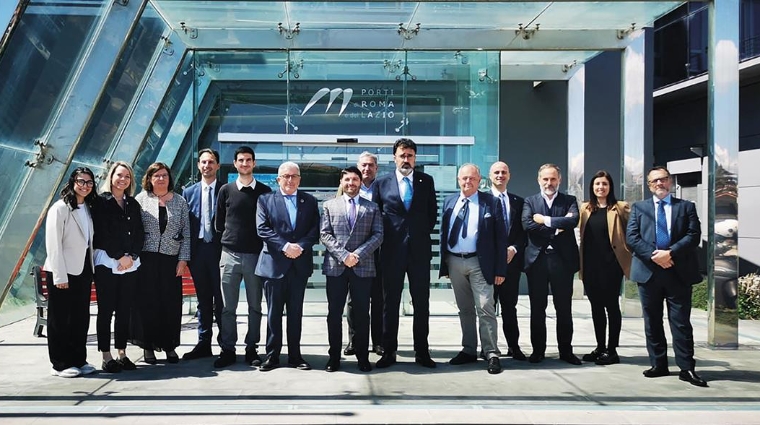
321 166 384 373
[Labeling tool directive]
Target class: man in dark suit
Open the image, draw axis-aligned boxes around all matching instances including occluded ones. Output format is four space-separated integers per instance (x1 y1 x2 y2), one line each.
255 161 320 372
440 164 507 374
522 163 581 365
181 148 223 360
321 166 384 373
626 166 706 387
374 138 438 369
489 161 527 361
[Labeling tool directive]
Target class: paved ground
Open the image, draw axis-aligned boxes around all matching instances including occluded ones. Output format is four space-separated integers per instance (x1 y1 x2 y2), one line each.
1 296 759 424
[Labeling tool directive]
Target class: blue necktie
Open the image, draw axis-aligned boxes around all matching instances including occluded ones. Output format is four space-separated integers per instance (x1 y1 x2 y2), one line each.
402 177 413 210
448 199 470 248
285 195 297 229
656 200 669 250
500 193 510 237
203 185 213 242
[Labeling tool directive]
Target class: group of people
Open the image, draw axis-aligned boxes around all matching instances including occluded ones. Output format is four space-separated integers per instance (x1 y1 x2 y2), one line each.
43 138 707 387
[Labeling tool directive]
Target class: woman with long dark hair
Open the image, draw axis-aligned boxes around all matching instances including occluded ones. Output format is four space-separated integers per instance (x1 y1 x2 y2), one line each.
579 170 632 365
133 163 190 364
43 167 98 378
92 161 144 373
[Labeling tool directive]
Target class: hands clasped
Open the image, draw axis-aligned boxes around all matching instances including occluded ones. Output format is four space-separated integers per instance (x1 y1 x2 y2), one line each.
343 253 360 268
651 249 674 269
284 243 303 259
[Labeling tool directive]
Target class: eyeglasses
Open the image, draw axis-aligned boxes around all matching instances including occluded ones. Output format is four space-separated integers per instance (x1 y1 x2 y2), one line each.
396 154 415 160
279 174 301 180
75 179 95 187
152 173 170 180
648 176 669 185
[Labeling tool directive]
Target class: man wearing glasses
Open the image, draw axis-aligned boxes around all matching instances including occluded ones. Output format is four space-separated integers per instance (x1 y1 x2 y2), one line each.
373 138 438 369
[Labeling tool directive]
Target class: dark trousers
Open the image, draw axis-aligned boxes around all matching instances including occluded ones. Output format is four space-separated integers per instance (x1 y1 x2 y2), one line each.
347 271 383 349
327 269 371 360
583 260 623 351
131 252 182 351
494 264 522 350
48 260 92 371
638 268 696 371
382 245 430 354
189 240 223 346
264 269 307 362
95 265 136 352
526 252 574 355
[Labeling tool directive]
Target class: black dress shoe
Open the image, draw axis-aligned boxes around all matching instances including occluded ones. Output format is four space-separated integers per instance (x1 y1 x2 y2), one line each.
528 352 545 363
213 350 236 368
559 352 582 365
143 349 157 365
415 352 437 368
102 359 122 373
245 350 262 366
183 344 213 360
509 347 527 361
358 358 372 372
487 357 502 375
117 357 136 371
375 352 397 368
288 358 312 370
582 348 603 362
166 351 179 364
679 369 708 387
259 357 279 372
643 366 670 378
595 350 620 365
325 358 340 372
373 345 385 356
449 351 478 365
343 343 355 356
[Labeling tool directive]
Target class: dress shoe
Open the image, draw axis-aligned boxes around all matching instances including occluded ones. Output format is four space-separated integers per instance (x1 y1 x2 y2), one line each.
166 350 179 364
213 350 236 368
487 357 502 375
117 357 136 371
325 358 340 372
245 350 262 366
79 363 97 375
143 349 157 365
259 357 279 372
183 344 213 360
508 347 527 361
679 369 708 387
288 358 312 371
50 367 81 378
643 366 670 378
373 345 385 356
358 358 372 372
415 352 437 368
343 343 355 356
375 352 397 368
559 352 582 365
595 350 620 366
528 352 545 363
102 359 122 373
582 348 602 362
449 351 478 365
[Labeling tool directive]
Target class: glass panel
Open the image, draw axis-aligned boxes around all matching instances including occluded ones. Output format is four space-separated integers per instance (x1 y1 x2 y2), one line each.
0 147 34 233
654 17 688 88
687 8 708 77
741 0 760 60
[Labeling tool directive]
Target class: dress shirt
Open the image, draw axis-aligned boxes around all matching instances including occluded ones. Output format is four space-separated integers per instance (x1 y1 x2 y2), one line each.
395 169 414 201
280 189 300 253
235 177 258 191
448 192 480 254
198 180 217 239
359 180 374 201
491 188 517 254
540 192 557 228
653 194 673 235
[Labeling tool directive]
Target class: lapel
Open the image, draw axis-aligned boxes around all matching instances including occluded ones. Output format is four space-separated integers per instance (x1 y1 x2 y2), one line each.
351 197 367 235
294 192 304 231
648 198 657 242
477 191 488 231
70 205 87 238
606 204 617 242
389 173 403 208
273 191 292 231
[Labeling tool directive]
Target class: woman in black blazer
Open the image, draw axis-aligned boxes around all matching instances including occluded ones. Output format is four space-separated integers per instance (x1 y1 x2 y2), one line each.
43 167 98 378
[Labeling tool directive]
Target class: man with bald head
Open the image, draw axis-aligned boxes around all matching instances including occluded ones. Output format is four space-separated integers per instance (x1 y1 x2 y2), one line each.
489 161 527 361
440 164 507 374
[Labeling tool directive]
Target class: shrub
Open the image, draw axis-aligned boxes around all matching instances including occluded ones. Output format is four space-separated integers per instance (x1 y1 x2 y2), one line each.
739 273 760 320
692 279 708 311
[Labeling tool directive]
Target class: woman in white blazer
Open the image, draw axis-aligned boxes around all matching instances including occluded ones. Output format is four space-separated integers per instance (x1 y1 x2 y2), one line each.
43 167 98 378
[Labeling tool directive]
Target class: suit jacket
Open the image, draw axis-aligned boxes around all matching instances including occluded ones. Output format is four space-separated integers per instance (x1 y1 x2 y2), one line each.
579 201 632 279
182 181 222 256
43 200 95 285
439 191 508 285
626 196 701 285
255 190 320 280
320 196 384 278
135 191 191 261
374 171 437 264
503 191 527 272
522 192 580 272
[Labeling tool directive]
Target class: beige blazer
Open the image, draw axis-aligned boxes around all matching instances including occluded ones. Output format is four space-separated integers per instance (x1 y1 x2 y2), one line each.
43 200 95 285
579 200 632 280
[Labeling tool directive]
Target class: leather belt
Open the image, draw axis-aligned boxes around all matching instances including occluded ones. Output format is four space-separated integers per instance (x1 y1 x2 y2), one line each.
543 246 556 255
449 252 477 259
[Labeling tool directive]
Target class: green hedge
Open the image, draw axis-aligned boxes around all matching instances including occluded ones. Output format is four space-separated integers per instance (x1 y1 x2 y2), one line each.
690 275 760 320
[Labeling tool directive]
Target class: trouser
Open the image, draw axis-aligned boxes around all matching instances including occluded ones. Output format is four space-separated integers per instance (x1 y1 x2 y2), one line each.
95 265 136 352
494 263 522 350
190 240 223 346
264 268 307 362
219 248 262 353
526 252 574 355
48 256 92 371
382 246 430 354
347 271 383 349
327 269 371 360
583 259 623 350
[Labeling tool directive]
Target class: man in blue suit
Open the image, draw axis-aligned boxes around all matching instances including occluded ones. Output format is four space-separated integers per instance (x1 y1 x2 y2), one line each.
626 166 706 387
374 138 438 369
522 163 581 365
440 164 507 374
255 161 320 372
181 148 223 360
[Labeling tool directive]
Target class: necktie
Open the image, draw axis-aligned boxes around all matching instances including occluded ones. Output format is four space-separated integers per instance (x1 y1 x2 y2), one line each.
348 198 357 230
203 185 213 242
500 193 510 237
402 176 413 210
285 195 297 229
448 198 470 248
656 199 669 250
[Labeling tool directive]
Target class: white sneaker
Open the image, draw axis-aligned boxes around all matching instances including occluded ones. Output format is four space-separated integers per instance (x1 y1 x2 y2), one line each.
50 367 81 378
79 363 97 375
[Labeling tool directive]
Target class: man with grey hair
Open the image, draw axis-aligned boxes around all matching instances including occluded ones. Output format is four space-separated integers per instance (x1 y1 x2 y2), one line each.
255 161 320 372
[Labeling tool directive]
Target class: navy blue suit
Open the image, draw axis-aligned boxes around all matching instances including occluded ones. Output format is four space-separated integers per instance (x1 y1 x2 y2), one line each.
626 196 701 371
374 171 437 354
255 190 320 362
494 191 527 351
182 181 223 347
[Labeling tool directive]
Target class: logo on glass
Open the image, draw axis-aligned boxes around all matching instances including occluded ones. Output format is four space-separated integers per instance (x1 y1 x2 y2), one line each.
301 88 353 116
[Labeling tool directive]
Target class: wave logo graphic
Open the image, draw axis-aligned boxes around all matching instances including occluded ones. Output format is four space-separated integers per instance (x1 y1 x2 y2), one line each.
301 88 353 116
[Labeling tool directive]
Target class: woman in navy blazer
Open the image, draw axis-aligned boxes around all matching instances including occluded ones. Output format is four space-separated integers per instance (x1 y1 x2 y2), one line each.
43 167 98 378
